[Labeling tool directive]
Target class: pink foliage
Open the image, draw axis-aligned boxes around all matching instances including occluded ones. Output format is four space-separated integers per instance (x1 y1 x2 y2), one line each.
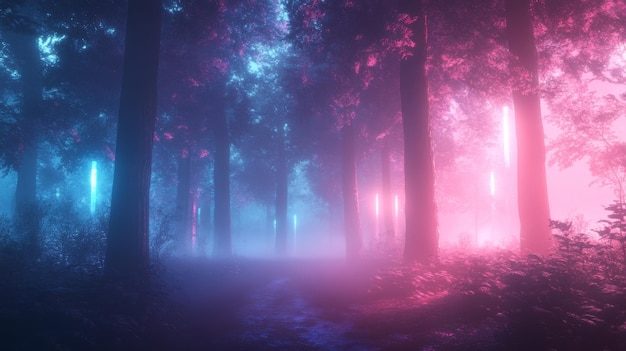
303 0 324 28
105 145 115 161
70 128 80 143
366 54 377 67
213 58 229 74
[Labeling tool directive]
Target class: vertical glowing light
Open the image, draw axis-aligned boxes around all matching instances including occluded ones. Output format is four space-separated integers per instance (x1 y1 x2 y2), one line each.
490 171 496 197
90 161 97 214
394 194 399 218
192 199 198 252
293 214 297 252
374 193 380 242
502 106 510 168
375 193 379 217
273 219 277 239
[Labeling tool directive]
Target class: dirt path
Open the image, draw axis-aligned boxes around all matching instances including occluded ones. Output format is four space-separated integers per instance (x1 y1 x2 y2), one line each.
155 258 499 351
156 258 382 350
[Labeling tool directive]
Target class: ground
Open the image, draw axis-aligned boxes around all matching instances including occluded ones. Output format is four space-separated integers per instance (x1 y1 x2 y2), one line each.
2 252 625 350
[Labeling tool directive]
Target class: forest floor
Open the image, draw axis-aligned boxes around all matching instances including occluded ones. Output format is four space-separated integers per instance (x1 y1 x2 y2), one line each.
2 252 626 350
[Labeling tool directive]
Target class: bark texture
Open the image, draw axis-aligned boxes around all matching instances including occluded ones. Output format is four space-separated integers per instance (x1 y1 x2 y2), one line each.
505 0 552 254
342 123 362 260
175 154 195 252
8 31 43 258
212 110 232 256
399 0 439 262
105 0 162 276
275 128 289 254
381 142 394 243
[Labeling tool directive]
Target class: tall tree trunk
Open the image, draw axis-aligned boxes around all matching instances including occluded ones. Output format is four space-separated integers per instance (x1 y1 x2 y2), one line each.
505 0 551 254
400 0 438 262
105 0 162 277
175 153 194 252
342 123 362 260
275 128 288 254
213 111 232 256
198 187 212 253
8 30 42 257
381 141 394 244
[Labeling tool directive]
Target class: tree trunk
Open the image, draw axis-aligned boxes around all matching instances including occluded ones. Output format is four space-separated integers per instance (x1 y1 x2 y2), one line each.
198 187 212 253
342 123 362 260
381 141 394 244
8 30 43 257
213 111 232 256
175 153 194 252
275 128 288 254
105 0 162 277
505 0 551 254
399 0 439 262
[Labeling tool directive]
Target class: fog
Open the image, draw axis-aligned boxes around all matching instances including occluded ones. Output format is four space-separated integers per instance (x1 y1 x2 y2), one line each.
1 0 625 350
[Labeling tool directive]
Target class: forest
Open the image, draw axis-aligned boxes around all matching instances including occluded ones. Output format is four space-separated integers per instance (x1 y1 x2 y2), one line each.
1 0 626 350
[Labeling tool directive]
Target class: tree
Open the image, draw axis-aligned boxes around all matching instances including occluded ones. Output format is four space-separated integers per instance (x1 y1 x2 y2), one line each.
399 0 439 262
505 0 551 254
1 3 45 256
105 0 162 276
285 0 398 260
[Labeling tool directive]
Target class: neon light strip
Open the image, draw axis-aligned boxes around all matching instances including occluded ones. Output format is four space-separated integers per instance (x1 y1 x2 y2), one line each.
394 195 399 218
375 193 379 217
503 106 510 168
90 161 97 214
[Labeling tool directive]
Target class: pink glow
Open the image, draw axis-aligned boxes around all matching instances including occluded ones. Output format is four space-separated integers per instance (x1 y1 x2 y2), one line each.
70 128 80 142
490 171 495 197
366 54 377 67
375 193 379 217
191 193 197 252
105 145 115 161
394 194 399 218
502 106 511 167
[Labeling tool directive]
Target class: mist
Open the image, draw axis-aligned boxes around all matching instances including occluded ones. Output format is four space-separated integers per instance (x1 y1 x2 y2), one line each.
1 0 625 350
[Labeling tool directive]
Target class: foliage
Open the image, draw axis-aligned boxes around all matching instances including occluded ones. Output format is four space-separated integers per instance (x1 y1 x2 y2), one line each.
365 209 626 349
150 206 177 264
38 199 107 271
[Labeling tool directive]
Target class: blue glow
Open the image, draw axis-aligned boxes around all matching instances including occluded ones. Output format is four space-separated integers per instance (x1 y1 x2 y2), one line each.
165 0 183 14
293 214 297 253
90 161 97 214
38 34 66 66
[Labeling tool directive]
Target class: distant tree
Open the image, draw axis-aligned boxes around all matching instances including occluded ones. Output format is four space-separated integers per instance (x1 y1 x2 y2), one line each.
285 0 397 260
548 87 626 204
540 0 626 206
158 0 277 256
105 0 161 276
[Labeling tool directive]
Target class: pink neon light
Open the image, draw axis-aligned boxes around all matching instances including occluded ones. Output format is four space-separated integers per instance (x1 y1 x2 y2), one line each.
375 193 379 217
503 106 510 168
394 195 399 218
